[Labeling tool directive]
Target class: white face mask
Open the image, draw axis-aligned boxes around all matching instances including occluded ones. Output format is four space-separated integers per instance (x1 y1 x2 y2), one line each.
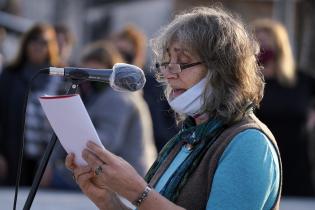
167 78 208 117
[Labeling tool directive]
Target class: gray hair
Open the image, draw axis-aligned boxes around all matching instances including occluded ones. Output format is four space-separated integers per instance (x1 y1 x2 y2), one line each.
151 6 264 124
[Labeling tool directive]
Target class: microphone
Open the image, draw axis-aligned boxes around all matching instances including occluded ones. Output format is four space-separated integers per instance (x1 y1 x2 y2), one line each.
43 63 146 92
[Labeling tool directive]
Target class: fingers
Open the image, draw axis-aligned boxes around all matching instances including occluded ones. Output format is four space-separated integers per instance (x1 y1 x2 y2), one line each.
82 148 104 170
76 170 95 187
65 153 77 171
73 165 92 181
86 141 113 164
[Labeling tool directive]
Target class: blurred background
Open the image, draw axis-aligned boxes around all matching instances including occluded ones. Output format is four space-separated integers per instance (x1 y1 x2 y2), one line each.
1 0 315 70
0 0 315 209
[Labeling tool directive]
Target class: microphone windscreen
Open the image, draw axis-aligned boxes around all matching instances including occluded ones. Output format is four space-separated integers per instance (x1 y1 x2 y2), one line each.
110 63 146 91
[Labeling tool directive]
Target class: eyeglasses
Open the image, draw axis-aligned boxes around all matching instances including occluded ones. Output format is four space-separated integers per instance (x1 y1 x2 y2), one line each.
155 61 204 74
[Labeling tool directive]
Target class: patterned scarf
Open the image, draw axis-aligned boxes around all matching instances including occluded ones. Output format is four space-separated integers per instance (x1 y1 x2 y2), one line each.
144 117 225 202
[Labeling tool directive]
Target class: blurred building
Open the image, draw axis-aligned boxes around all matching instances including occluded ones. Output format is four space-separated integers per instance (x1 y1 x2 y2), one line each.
0 0 173 63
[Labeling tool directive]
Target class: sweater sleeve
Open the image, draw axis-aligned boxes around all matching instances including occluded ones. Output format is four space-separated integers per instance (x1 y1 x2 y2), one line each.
206 129 280 210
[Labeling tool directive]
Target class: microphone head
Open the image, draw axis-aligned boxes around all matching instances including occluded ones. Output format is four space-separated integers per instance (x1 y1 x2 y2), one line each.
110 63 146 92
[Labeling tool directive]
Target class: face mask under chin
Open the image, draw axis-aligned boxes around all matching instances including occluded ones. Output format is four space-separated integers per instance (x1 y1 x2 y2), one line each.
167 78 208 117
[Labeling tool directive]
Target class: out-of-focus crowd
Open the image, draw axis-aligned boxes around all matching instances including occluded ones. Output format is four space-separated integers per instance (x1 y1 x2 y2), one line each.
0 17 315 198
0 23 178 190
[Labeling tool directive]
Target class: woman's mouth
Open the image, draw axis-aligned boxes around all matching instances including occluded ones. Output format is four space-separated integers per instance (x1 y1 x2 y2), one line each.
170 89 186 100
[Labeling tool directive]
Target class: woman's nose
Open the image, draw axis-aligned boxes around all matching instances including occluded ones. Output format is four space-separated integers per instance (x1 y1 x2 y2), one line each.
162 65 178 79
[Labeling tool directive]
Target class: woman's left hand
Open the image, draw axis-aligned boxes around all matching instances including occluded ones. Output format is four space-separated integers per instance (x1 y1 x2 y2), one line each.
82 141 148 203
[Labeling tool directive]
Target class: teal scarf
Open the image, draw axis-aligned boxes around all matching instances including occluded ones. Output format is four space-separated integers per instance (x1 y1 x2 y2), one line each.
144 117 225 202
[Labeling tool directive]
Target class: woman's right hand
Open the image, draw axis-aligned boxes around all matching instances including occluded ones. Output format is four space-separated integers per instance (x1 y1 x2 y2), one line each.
65 153 117 210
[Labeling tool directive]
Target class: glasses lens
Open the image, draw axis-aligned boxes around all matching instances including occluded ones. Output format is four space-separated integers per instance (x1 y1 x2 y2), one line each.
156 63 181 74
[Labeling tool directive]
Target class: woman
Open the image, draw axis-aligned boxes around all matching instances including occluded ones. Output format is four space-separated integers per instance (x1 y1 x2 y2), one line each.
0 23 61 185
253 19 315 196
54 24 75 66
66 7 282 210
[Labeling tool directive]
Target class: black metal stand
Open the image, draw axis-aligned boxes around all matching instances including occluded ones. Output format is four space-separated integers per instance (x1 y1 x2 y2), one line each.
23 80 80 210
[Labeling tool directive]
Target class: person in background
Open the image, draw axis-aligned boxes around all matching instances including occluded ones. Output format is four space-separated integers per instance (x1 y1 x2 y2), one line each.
111 25 147 68
0 118 7 184
0 28 7 185
42 40 156 190
54 24 75 66
0 27 6 73
253 18 315 196
306 100 315 192
66 7 282 210
112 25 178 152
0 23 62 186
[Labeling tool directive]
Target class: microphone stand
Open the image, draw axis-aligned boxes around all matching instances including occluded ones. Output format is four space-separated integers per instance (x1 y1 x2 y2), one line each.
23 80 80 210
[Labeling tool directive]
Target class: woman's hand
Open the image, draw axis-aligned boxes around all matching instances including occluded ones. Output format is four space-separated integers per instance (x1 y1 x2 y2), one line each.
65 153 118 210
82 141 148 203
69 142 185 210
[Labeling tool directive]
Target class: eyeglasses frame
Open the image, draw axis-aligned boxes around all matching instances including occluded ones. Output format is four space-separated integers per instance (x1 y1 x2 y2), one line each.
155 61 204 74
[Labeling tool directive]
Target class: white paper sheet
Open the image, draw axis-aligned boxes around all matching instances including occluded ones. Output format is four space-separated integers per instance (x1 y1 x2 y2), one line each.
39 94 103 166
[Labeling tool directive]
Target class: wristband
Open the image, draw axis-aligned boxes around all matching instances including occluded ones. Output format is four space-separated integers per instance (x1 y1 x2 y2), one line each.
132 185 152 207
